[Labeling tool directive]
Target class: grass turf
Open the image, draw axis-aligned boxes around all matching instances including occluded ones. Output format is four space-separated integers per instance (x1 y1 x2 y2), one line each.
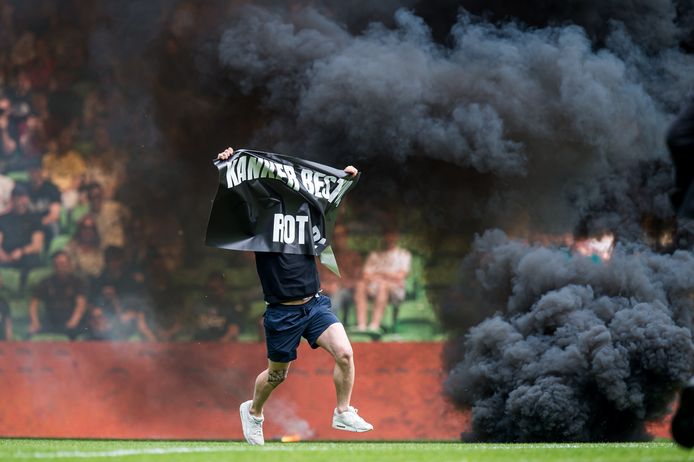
0 440 689 462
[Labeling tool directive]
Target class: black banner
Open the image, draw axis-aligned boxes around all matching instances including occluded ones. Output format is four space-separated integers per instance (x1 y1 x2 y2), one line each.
205 149 359 272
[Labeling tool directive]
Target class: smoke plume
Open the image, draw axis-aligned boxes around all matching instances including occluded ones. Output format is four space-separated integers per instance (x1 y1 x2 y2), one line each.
218 4 693 238
442 230 694 441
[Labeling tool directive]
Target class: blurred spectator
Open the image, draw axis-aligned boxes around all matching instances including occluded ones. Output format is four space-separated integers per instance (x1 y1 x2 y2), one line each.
42 121 86 209
317 224 363 322
25 159 61 242
64 215 103 278
354 230 412 332
0 184 44 289
29 251 87 340
0 161 14 214
0 274 11 340
0 1 14 53
84 125 126 200
143 249 182 341
191 272 246 342
18 110 44 161
10 31 35 70
88 246 154 341
2 88 34 170
0 95 19 162
10 70 33 109
81 90 107 134
25 39 54 91
30 91 49 123
86 182 130 249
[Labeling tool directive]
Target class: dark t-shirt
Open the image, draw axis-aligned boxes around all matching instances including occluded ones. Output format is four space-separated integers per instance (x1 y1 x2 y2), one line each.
26 180 61 216
88 270 145 340
192 295 244 341
0 297 9 340
0 211 42 252
33 274 86 329
89 270 144 313
254 252 320 304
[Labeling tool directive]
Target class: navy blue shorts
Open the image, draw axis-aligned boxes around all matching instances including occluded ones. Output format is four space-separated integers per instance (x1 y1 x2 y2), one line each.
263 294 340 363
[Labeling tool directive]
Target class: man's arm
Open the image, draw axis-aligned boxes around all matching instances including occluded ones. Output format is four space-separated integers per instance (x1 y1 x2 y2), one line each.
136 312 158 342
26 230 44 256
29 297 41 334
220 323 241 342
5 316 12 341
219 148 358 175
42 202 61 225
66 294 87 329
12 230 44 262
0 117 17 154
0 231 9 263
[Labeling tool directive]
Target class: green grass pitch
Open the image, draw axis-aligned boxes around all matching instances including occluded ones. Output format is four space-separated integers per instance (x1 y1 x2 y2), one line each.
0 439 688 462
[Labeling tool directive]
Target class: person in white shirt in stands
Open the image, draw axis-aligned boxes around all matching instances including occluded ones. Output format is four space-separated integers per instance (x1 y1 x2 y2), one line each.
354 230 411 332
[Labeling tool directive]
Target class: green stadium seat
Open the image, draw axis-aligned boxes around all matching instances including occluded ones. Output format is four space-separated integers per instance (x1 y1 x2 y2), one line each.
0 267 22 293
25 266 53 291
6 170 29 182
47 234 71 257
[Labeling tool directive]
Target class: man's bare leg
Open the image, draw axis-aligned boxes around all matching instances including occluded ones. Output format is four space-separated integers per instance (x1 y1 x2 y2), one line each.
368 283 389 330
250 360 290 417
316 323 354 411
354 280 369 330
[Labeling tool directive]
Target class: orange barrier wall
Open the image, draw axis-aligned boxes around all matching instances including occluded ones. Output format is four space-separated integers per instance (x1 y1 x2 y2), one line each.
0 341 469 441
0 341 672 441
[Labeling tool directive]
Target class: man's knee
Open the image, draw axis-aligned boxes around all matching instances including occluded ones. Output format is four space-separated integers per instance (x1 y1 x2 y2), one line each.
333 345 353 366
268 368 289 387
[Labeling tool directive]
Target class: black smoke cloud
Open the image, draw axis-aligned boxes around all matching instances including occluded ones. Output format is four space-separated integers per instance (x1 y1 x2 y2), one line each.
218 5 693 238
415 0 694 51
443 230 694 441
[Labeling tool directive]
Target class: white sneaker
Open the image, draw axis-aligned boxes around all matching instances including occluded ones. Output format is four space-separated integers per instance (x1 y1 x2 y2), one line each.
239 400 264 445
332 406 373 432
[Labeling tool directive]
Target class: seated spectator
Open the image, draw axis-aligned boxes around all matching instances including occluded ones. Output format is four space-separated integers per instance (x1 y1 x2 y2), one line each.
0 161 15 215
42 121 86 209
191 272 246 342
317 224 363 322
85 182 129 249
0 184 44 289
64 215 103 278
10 31 35 70
0 95 19 165
0 274 11 340
3 81 35 170
142 250 182 341
25 38 54 92
88 246 154 341
84 124 126 200
18 107 45 161
29 251 87 340
25 158 61 242
354 230 412 332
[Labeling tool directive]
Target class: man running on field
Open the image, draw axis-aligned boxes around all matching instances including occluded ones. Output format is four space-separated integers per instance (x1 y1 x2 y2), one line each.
216 147 373 445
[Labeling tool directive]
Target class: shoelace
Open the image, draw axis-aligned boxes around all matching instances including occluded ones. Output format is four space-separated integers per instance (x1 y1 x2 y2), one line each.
251 420 263 437
343 407 364 424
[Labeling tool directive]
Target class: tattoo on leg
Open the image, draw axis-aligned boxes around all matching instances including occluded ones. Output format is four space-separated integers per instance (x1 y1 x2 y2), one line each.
268 369 288 386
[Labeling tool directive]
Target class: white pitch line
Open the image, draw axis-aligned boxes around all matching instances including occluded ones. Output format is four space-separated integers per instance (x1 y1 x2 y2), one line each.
7 445 337 459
